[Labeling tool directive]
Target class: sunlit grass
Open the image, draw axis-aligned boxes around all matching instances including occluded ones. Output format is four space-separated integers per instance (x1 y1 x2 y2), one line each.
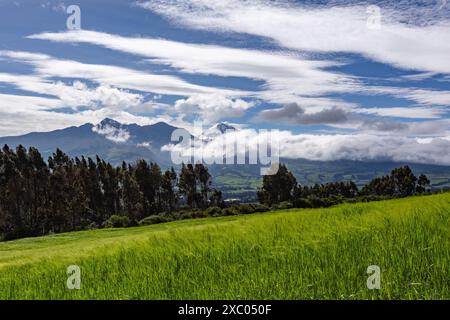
0 193 448 299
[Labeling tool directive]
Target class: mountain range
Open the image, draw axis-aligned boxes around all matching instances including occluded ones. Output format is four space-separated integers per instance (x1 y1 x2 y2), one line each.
0 118 187 165
1 118 449 200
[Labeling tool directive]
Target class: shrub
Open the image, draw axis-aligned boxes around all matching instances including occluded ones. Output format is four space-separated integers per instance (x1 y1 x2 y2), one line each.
178 204 191 211
179 211 195 220
104 215 131 228
86 222 99 230
353 195 392 203
293 198 312 208
270 201 294 210
139 215 173 226
214 203 270 216
253 204 270 212
178 209 209 220
194 210 209 218
234 204 255 214
222 207 239 216
204 206 223 217
278 201 294 209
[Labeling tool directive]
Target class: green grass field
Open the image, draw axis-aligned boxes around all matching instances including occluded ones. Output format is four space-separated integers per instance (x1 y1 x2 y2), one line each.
0 193 449 300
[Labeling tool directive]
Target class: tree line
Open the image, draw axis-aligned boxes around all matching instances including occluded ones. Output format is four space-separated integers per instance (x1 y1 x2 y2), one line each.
0 145 433 241
0 145 222 240
257 164 431 208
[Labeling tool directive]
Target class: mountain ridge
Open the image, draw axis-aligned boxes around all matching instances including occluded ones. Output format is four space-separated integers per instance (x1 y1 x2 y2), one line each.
1 119 449 200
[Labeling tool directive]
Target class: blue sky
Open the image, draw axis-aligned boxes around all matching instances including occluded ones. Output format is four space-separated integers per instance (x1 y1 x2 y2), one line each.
0 0 450 164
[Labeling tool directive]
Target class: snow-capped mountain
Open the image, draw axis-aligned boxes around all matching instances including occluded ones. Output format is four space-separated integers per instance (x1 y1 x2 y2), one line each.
200 122 237 141
0 118 184 164
1 119 449 199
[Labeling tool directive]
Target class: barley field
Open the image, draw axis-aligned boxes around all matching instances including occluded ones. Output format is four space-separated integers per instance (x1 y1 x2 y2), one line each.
0 193 449 300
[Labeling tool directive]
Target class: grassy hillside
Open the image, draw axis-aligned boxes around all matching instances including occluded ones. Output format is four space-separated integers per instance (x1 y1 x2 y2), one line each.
0 193 449 300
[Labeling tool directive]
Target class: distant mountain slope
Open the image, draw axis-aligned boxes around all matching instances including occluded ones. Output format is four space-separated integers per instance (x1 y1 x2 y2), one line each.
1 119 449 200
210 159 450 201
0 118 183 164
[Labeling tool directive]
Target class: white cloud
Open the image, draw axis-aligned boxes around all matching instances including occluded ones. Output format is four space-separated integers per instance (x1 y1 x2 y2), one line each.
28 30 359 107
28 30 450 113
0 50 244 97
0 92 178 137
0 50 252 134
0 73 144 110
356 118 450 136
28 30 339 81
138 0 450 74
357 106 446 119
1 0 449 167
274 132 450 165
363 86 450 107
0 93 87 136
137 141 152 149
0 92 62 112
92 124 130 143
164 128 450 166
401 89 450 106
174 94 253 123
52 81 144 110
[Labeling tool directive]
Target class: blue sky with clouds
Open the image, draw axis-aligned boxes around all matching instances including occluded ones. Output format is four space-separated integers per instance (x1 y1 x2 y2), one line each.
0 0 450 164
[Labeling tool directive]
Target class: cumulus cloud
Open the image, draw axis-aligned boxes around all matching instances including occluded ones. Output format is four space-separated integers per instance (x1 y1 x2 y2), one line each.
0 74 144 110
50 81 144 110
92 124 130 143
137 141 152 149
274 132 450 165
163 128 450 166
0 50 248 135
0 93 86 136
174 94 253 123
255 103 348 125
0 93 177 137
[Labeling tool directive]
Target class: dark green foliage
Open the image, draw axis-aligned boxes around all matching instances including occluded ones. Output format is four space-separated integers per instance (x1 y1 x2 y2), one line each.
0 145 181 240
232 203 270 214
175 203 269 219
259 164 431 209
104 215 132 228
139 215 173 226
416 174 431 194
178 163 212 209
257 164 297 205
160 167 178 213
252 204 270 213
0 143 434 241
178 163 197 208
271 201 294 210
232 204 255 214
221 207 239 216
204 206 222 216
179 209 209 220
361 166 427 198
209 189 224 208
